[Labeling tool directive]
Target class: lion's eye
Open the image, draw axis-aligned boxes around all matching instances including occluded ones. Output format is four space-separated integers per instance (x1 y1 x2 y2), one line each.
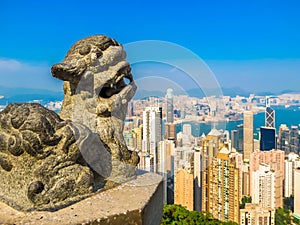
79 45 91 55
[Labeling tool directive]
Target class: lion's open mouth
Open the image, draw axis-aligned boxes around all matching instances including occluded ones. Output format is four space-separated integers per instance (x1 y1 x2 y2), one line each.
99 65 133 98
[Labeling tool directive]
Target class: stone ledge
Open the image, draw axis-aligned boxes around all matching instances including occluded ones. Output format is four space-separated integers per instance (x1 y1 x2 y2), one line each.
0 173 163 225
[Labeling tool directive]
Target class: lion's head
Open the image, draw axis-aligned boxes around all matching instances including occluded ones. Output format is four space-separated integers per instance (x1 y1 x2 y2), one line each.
51 35 139 182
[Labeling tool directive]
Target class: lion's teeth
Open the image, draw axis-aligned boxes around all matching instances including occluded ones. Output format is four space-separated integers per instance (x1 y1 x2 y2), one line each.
115 74 125 83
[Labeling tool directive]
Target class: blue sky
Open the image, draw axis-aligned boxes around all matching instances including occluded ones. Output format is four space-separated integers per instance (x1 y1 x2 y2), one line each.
0 0 300 92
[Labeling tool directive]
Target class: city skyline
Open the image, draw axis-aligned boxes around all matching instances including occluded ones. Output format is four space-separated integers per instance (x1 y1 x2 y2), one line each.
2 1 300 223
1 1 300 93
124 88 300 223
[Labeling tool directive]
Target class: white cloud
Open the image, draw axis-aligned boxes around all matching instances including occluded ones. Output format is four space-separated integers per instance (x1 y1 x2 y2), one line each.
0 59 22 71
0 58 62 91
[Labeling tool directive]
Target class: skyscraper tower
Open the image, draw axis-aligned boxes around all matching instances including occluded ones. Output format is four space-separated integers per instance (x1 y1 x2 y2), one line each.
278 124 290 153
166 88 174 123
265 97 275 128
142 107 162 155
266 107 275 128
164 123 177 141
243 111 254 161
237 124 244 152
249 149 284 207
260 127 276 151
251 164 276 209
260 97 276 151
202 145 240 223
194 146 202 212
290 126 300 154
140 107 162 173
174 167 194 211
284 153 300 198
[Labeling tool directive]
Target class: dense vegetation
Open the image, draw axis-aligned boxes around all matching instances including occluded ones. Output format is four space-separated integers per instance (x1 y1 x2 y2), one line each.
161 204 238 225
239 196 252 209
275 196 300 225
275 207 292 225
161 197 300 225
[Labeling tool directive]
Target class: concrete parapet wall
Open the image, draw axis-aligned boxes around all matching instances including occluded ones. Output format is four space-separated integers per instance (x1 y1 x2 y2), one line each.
0 173 163 225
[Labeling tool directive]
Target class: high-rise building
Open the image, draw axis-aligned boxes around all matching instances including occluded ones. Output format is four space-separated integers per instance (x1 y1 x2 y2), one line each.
138 152 154 172
174 167 194 211
230 151 244 200
242 164 250 196
284 153 300 197
201 128 222 172
141 107 162 172
265 96 275 128
260 127 276 151
174 146 194 174
173 143 204 211
158 140 175 176
285 160 294 198
142 107 162 155
240 203 275 225
249 149 284 208
132 125 143 151
231 128 243 153
237 124 244 152
157 140 176 204
164 123 176 141
243 111 253 161
290 126 300 154
265 107 275 128
250 150 285 175
201 128 224 214
193 146 202 212
166 88 174 123
278 124 290 153
202 145 240 224
277 125 300 154
251 164 276 209
294 169 300 218
231 129 238 151
177 124 194 146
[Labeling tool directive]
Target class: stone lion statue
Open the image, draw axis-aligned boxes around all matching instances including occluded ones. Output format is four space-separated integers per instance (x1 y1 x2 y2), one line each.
0 35 139 211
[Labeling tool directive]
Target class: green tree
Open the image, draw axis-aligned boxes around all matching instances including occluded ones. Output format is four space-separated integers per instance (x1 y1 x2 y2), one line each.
239 195 252 209
161 204 238 225
275 196 300 225
275 208 291 225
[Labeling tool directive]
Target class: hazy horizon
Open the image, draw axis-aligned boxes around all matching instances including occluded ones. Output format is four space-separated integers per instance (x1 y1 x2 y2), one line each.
1 1 300 93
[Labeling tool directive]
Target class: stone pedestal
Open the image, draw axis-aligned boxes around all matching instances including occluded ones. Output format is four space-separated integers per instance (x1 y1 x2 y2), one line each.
0 173 163 225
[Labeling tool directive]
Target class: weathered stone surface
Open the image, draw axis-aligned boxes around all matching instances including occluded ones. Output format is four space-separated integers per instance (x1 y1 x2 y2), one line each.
51 35 139 183
0 103 107 211
0 35 139 211
0 173 163 225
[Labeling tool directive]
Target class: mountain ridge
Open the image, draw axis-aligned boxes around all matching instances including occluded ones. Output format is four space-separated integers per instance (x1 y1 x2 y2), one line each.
1 85 299 104
0 85 63 104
